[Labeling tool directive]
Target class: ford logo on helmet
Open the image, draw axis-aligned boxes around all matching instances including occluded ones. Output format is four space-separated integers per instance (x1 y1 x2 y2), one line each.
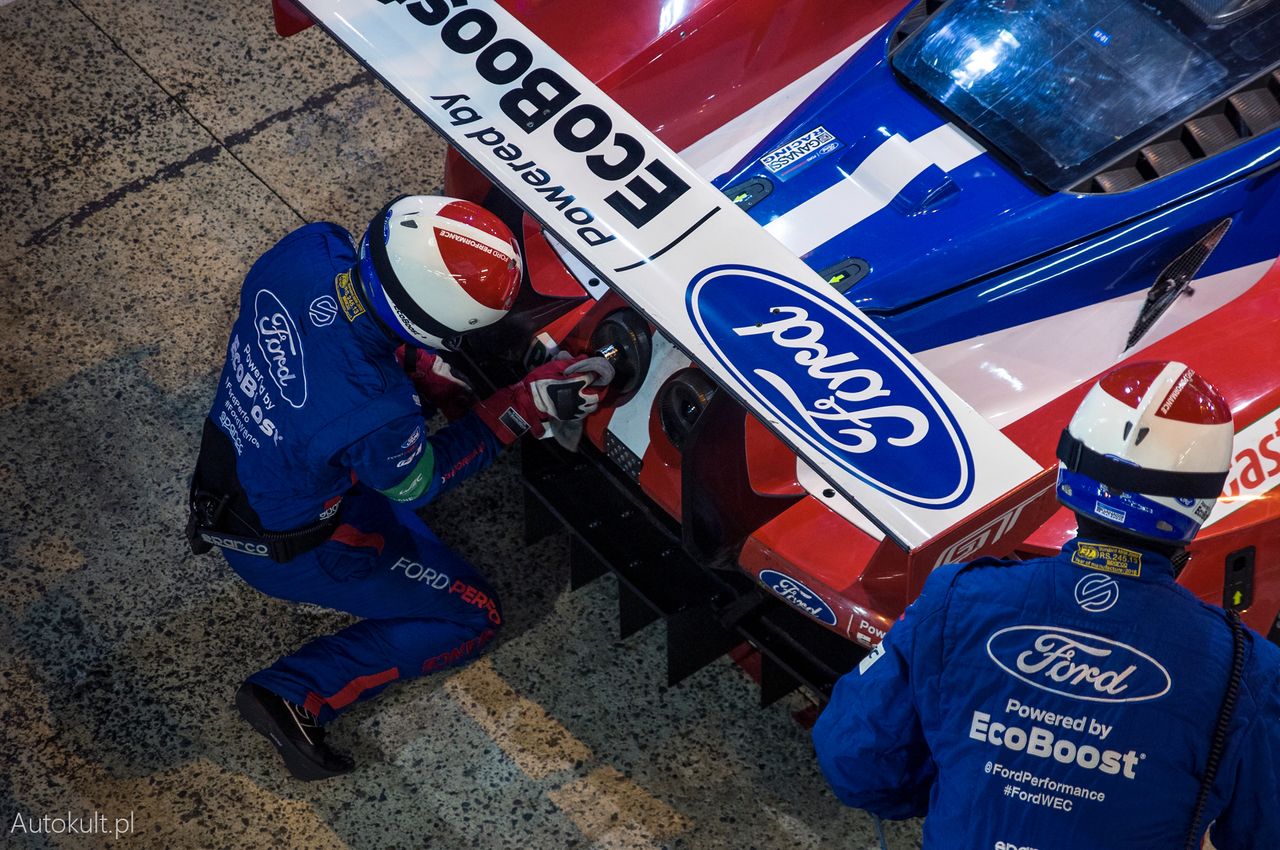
759 569 837 626
687 265 973 508
986 625 1172 703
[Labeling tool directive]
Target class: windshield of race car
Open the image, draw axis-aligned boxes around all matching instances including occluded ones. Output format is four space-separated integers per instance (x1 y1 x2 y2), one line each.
892 0 1280 190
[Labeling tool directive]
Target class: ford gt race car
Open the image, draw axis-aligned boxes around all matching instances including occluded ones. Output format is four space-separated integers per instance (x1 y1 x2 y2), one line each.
270 0 1280 702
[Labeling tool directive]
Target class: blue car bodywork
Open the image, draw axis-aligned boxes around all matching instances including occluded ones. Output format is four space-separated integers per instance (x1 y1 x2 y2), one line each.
719 0 1280 415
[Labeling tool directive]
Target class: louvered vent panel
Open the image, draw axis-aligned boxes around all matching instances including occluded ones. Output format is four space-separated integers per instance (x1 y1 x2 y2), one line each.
1183 114 1238 156
1076 69 1280 194
1228 88 1280 135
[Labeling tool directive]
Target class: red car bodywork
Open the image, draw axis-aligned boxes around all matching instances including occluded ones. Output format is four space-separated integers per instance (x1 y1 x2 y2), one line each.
274 0 1280 652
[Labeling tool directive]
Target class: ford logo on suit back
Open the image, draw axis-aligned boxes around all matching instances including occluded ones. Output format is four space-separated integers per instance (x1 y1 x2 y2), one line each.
687 265 973 508
759 569 838 625
254 289 308 409
986 625 1172 703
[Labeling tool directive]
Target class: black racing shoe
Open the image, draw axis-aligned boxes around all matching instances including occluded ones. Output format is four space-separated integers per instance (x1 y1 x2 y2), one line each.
234 682 354 781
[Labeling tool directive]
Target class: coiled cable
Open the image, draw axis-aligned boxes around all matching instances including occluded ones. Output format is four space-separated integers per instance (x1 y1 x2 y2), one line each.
1183 610 1245 850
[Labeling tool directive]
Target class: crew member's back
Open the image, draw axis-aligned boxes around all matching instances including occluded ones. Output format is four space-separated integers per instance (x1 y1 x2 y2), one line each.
814 361 1280 849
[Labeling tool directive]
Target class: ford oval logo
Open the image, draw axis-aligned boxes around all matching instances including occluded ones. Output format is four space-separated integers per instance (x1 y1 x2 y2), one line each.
986 625 1171 704
254 289 308 409
687 265 973 508
759 569 837 626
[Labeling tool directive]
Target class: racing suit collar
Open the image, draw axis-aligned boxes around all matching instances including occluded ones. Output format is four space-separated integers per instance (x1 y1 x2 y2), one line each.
343 266 400 354
346 262 402 346
1060 535 1177 582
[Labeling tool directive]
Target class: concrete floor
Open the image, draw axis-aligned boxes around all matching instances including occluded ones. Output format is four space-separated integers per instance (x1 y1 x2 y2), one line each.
0 1 925 847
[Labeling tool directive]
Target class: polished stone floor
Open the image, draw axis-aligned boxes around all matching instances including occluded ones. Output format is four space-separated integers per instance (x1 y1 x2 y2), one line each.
0 1 924 847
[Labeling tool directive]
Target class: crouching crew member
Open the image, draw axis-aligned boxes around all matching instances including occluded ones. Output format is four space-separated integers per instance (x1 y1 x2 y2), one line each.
188 196 612 780
814 361 1280 849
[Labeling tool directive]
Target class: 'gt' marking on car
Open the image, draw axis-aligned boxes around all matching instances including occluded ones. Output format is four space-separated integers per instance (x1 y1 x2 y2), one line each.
932 487 1051 568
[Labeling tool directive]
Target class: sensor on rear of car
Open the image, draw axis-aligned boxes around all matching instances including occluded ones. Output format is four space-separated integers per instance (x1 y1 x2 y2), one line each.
658 369 719 451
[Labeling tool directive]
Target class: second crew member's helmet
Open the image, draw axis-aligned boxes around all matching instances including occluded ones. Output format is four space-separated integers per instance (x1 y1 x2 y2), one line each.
1056 361 1234 544
356 195 521 349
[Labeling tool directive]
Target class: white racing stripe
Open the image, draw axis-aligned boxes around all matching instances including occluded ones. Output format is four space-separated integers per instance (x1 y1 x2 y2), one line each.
764 124 985 257
916 259 1275 428
559 29 884 303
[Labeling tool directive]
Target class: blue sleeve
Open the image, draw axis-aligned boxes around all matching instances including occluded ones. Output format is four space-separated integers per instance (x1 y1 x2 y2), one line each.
812 565 958 819
1209 641 1280 850
343 410 503 508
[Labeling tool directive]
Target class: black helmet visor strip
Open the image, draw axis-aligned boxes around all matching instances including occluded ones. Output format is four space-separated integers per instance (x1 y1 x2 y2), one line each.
1056 430 1228 499
360 196 467 348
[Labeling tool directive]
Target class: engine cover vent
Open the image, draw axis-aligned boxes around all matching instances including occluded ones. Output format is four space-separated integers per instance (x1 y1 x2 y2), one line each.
1079 66 1280 193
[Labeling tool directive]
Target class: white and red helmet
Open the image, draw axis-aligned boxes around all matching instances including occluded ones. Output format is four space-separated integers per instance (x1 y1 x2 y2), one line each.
1056 361 1234 543
356 195 521 349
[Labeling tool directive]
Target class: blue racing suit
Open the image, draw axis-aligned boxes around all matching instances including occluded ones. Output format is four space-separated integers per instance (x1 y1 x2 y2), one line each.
206 222 504 723
813 537 1280 849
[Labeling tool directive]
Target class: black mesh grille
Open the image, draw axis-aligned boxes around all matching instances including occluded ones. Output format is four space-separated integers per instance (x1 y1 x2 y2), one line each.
1125 218 1232 350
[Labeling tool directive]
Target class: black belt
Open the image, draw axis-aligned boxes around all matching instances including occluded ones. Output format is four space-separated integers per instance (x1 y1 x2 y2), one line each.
186 418 338 563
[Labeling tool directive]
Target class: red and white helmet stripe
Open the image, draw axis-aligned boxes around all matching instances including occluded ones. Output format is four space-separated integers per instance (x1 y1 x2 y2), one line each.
1070 361 1233 475
369 196 521 349
1057 361 1235 542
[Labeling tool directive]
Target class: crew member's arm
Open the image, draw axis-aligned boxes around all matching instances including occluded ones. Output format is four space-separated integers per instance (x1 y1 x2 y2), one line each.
396 345 475 421
346 354 615 509
811 565 956 819
344 411 501 509
1208 644 1280 850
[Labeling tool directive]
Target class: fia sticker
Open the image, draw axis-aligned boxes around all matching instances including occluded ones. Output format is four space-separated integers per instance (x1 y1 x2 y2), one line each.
335 271 366 322
1071 542 1142 577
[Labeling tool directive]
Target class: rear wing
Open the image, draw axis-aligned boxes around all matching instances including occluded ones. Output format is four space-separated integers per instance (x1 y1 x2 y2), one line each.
285 0 1042 548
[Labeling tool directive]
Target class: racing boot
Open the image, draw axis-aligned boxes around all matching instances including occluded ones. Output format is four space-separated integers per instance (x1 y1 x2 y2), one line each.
234 682 354 781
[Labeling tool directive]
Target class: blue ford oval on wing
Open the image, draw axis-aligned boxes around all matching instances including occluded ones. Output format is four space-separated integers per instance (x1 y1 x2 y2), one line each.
687 264 975 510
